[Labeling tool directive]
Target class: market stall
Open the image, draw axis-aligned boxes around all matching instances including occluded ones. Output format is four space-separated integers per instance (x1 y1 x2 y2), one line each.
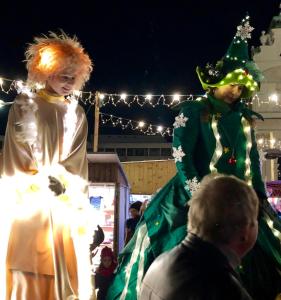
88 153 130 259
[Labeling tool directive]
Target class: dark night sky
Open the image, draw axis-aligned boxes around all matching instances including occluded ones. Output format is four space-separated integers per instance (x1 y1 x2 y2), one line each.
0 0 279 136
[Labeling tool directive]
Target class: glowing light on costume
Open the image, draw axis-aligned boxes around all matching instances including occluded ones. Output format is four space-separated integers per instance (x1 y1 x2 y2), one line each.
62 95 79 160
242 117 252 185
209 116 223 173
0 165 97 300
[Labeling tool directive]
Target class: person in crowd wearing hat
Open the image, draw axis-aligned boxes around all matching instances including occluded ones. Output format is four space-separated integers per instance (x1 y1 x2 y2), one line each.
1 31 95 299
124 201 143 245
95 247 117 300
140 174 258 300
107 15 281 300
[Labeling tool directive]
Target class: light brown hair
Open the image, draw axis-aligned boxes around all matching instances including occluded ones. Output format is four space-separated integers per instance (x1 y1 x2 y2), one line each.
188 174 259 244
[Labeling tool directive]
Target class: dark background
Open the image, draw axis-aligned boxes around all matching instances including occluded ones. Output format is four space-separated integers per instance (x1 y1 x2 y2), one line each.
0 0 279 137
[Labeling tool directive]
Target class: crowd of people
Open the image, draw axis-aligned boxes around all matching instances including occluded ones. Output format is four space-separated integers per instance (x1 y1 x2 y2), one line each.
1 13 281 300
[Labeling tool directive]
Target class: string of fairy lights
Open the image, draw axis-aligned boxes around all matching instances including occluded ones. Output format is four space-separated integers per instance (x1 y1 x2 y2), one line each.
100 113 172 136
1 76 281 142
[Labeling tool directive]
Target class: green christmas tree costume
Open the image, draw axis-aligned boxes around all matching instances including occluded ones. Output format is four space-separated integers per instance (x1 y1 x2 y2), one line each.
107 16 281 300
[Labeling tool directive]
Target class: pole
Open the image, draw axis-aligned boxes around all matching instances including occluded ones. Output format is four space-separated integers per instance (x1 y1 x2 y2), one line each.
93 92 100 152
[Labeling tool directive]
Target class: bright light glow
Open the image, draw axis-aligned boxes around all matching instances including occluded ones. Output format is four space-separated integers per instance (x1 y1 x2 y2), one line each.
16 80 23 89
0 165 96 299
99 93 105 100
247 142 252 148
245 158 250 164
268 220 274 228
0 78 3 85
121 93 127 100
145 94 152 100
270 139 276 145
0 100 4 108
173 94 180 101
35 83 44 90
269 94 278 103
138 121 145 128
157 125 163 132
73 90 81 97
258 138 264 144
39 48 55 69
215 150 222 156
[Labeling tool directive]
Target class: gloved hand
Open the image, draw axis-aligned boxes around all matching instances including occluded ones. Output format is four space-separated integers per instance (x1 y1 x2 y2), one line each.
48 175 66 196
90 225 105 252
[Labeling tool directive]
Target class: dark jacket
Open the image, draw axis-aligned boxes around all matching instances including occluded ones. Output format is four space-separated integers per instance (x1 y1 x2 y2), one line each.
140 234 252 300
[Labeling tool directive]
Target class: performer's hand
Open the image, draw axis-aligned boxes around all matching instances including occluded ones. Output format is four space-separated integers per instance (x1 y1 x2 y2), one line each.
48 176 66 196
90 225 105 252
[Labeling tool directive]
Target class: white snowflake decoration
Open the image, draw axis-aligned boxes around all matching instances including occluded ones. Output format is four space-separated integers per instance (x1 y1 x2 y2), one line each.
185 177 200 195
173 113 188 129
236 21 254 40
172 145 185 162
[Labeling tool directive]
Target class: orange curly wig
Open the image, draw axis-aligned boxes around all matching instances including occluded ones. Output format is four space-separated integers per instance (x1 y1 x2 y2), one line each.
25 31 93 90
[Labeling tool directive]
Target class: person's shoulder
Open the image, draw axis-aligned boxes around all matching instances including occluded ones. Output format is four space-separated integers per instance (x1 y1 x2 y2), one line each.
12 92 39 111
174 97 209 114
126 218 135 227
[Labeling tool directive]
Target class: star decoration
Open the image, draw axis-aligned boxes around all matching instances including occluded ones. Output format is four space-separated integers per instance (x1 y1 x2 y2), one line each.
185 177 200 195
172 145 185 162
173 113 188 128
223 147 230 154
236 21 254 41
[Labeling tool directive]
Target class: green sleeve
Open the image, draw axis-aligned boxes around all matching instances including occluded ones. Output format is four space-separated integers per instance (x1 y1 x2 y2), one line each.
250 128 267 199
172 103 202 194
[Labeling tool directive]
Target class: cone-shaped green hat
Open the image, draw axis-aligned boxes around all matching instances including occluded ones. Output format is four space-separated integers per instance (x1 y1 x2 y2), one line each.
197 15 263 98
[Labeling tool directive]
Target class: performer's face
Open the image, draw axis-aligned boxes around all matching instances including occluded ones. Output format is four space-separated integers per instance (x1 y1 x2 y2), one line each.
213 84 244 104
129 208 139 218
46 68 79 96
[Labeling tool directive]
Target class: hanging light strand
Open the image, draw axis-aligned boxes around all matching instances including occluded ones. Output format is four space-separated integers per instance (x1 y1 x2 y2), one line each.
97 93 199 107
100 113 172 136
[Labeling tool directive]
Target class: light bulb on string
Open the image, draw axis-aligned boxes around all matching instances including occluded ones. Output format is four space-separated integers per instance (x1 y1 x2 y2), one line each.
120 93 127 100
269 94 278 103
99 93 105 100
157 125 163 132
172 94 180 102
145 94 152 101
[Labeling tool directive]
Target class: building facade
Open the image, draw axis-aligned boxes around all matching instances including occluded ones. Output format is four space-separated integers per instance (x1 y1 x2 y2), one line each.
253 7 281 181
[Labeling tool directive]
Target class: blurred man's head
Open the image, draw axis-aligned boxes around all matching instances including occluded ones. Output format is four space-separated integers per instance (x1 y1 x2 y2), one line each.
129 201 142 218
188 174 259 258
